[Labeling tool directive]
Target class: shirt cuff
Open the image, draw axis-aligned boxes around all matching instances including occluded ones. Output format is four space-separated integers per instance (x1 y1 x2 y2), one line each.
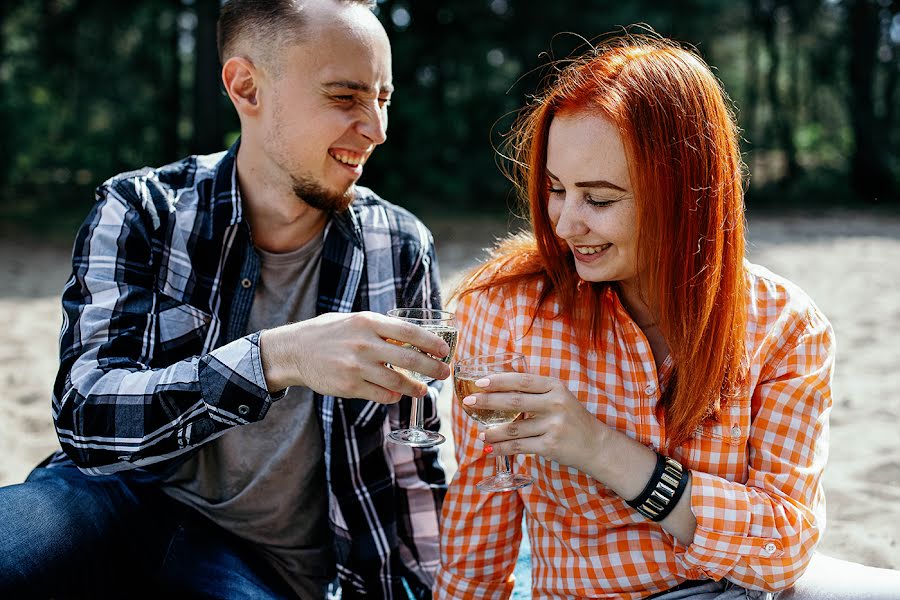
674 470 786 580
198 331 279 424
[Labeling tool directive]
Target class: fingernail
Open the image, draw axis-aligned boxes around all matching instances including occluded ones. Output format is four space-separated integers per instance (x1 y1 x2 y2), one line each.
477 432 485 441
462 395 476 406
475 377 490 387
483 445 493 454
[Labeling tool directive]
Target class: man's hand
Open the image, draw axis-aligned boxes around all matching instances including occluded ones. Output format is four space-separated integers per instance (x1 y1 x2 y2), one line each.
258 311 451 404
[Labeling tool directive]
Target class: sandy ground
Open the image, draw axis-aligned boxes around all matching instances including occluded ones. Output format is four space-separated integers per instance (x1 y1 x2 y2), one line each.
1 211 898 570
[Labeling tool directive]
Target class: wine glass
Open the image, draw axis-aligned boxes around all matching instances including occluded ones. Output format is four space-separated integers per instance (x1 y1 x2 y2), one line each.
386 308 458 447
454 352 534 492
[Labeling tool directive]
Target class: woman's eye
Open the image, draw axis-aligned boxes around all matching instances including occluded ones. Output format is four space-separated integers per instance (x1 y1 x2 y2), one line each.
585 196 615 207
547 187 564 196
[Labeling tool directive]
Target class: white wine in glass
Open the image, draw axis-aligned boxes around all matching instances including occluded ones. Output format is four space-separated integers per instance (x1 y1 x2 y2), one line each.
386 308 458 447
454 352 534 492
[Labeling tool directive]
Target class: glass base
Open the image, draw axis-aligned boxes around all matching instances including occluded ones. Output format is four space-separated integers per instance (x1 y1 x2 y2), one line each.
476 473 533 493
388 428 446 448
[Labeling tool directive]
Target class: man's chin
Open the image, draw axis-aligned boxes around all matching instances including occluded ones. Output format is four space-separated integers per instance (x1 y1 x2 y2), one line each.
292 178 355 213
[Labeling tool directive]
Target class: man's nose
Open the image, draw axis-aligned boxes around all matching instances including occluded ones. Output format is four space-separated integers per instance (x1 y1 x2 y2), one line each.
358 104 388 145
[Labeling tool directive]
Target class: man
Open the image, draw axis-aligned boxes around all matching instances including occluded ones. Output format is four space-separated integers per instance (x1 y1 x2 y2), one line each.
0 1 448 597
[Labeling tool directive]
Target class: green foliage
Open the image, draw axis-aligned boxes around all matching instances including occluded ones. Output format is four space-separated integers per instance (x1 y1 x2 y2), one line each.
1 0 898 237
2 0 186 230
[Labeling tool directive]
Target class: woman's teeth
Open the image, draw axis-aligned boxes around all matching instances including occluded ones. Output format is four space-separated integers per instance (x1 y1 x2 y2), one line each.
575 244 611 255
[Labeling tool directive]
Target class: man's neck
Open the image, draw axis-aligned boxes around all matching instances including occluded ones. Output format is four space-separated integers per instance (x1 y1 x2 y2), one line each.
235 144 330 254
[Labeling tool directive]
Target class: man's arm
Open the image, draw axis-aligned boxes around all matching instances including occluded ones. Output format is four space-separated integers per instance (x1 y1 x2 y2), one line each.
54 186 451 474
53 187 279 473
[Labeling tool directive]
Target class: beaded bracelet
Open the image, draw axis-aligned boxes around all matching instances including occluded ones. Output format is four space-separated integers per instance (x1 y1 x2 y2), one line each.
626 452 690 522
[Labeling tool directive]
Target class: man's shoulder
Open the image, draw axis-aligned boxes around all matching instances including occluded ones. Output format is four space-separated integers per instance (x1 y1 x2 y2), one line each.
351 186 432 241
100 151 228 209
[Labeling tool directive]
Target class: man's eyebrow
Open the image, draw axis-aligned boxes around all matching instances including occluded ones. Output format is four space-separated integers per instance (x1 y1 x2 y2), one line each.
546 170 627 192
323 80 394 94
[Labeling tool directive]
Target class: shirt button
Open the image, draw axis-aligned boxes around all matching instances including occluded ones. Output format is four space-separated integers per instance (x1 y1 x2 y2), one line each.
644 384 657 396
763 542 777 555
731 425 742 437
238 404 250 416
241 278 252 288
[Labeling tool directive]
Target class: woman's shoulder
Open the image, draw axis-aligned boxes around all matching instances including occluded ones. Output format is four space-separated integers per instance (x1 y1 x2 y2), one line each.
743 260 832 345
456 262 546 311
744 261 821 310
454 232 547 305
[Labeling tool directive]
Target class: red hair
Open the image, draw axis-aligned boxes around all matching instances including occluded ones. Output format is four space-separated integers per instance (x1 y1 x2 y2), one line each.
456 35 748 447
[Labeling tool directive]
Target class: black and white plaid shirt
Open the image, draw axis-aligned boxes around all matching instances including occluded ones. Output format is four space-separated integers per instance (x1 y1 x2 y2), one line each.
45 141 447 598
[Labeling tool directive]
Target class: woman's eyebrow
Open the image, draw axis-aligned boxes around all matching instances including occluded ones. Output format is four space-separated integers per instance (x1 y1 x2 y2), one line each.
546 170 626 191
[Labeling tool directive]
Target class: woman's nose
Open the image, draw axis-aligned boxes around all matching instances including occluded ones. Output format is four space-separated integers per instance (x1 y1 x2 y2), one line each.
553 196 584 239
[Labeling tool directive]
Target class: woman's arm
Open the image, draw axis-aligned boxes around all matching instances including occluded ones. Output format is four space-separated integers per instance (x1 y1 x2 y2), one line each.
476 305 834 591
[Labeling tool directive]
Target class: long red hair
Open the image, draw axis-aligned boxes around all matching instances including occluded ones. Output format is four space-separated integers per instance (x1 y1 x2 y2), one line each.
456 35 748 447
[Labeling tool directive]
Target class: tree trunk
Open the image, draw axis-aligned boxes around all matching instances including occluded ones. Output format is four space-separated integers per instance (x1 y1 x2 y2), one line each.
192 0 221 155
847 0 895 202
744 20 762 180
0 1 9 193
757 1 801 182
161 0 181 160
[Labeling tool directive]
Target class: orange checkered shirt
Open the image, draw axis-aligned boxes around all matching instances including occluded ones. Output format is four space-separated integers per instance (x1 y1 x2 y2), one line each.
436 261 834 599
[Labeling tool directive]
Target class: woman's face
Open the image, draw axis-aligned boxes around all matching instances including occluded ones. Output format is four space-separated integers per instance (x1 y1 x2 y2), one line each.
546 112 640 288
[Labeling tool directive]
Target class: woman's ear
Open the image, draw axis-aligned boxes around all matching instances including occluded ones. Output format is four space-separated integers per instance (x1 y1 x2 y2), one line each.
222 56 261 117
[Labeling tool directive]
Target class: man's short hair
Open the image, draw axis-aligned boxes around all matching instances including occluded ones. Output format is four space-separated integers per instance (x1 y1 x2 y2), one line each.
217 0 377 68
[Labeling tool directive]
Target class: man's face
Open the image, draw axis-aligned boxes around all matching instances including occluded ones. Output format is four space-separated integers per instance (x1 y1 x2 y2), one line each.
259 3 392 212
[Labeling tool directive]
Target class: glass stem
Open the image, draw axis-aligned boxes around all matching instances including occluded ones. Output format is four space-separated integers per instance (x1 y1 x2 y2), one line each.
495 454 513 477
409 395 423 430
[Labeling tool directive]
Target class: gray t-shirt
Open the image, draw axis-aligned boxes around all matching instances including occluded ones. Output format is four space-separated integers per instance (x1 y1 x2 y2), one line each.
163 230 331 597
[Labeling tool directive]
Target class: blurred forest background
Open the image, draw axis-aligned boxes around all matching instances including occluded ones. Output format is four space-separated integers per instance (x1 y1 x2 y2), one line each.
1 0 898 236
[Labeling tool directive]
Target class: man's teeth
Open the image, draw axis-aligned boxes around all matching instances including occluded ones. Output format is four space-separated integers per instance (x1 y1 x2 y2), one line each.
331 152 363 166
575 244 610 255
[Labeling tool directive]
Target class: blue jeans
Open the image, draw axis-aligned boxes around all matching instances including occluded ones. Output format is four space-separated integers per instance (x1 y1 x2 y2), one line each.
0 464 300 599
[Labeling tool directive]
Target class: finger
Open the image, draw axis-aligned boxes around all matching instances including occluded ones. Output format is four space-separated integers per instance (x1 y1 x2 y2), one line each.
484 434 539 457
363 361 430 398
376 313 453 359
470 371 551 394
481 416 546 444
462 390 545 415
381 342 451 382
349 380 404 405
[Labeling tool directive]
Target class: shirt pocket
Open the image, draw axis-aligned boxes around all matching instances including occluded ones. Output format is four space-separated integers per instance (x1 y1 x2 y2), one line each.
156 295 213 357
684 398 751 480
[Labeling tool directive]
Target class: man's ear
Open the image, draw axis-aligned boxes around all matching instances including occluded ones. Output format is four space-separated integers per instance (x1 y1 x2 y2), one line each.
222 56 261 117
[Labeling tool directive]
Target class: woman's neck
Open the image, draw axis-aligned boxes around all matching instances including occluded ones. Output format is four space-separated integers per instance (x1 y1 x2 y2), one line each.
618 280 669 369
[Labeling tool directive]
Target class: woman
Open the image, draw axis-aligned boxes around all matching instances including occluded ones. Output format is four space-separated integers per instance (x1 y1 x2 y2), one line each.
435 35 899 599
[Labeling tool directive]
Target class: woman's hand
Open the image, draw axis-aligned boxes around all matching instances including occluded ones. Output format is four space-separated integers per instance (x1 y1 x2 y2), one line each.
462 372 611 475
464 371 696 543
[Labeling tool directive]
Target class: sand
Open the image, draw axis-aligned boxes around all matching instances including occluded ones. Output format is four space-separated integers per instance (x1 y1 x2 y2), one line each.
1 211 898 569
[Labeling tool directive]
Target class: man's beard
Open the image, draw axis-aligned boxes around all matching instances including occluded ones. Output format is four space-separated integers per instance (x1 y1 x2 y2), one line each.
291 175 354 213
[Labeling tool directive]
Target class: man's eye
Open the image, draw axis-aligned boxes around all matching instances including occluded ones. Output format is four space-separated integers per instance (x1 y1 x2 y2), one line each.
333 95 354 103
378 98 391 108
